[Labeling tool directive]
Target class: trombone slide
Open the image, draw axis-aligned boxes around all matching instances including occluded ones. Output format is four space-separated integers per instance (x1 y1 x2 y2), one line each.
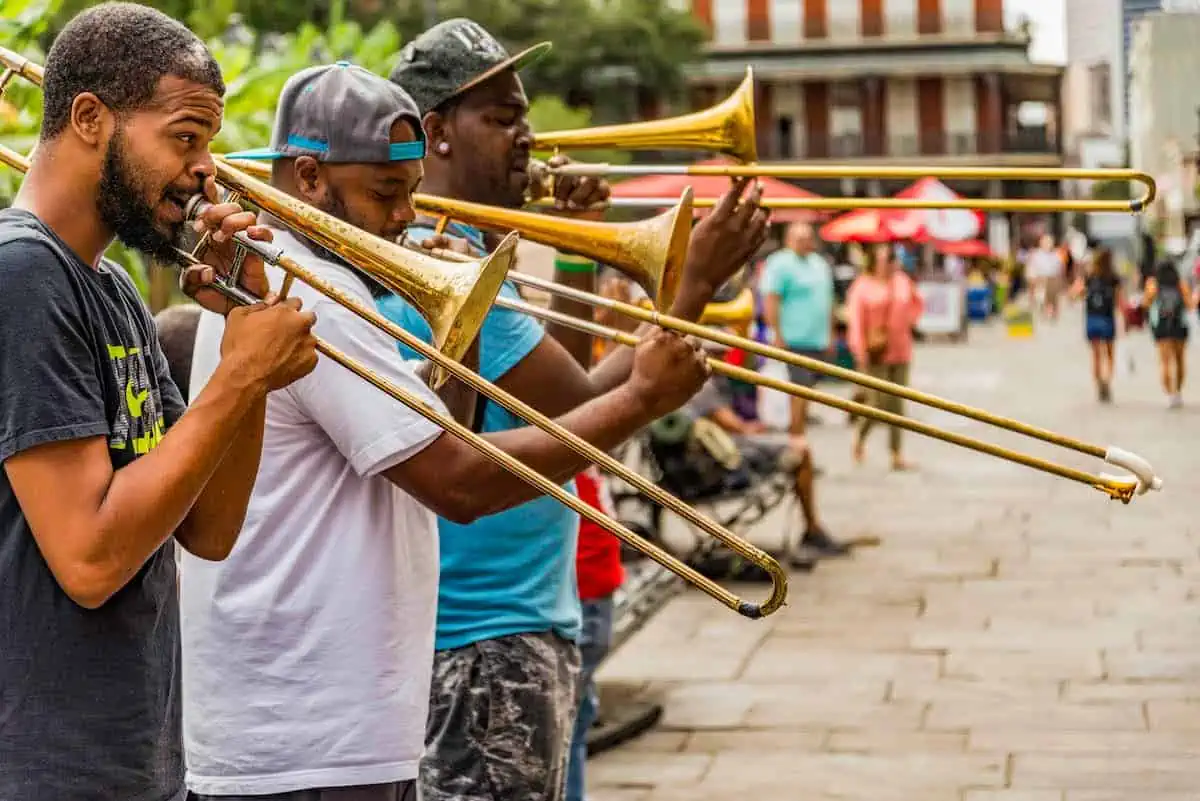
206 228 787 619
540 165 1157 215
489 294 1157 502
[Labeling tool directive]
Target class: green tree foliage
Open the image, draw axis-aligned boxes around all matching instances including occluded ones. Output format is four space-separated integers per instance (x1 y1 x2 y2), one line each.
388 0 705 105
0 0 695 304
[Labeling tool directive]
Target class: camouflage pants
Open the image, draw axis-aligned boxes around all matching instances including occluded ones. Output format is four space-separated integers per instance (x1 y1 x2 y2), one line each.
420 631 582 801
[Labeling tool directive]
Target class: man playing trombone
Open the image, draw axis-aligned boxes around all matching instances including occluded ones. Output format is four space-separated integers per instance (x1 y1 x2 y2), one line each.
0 5 320 801
388 18 770 801
182 62 711 801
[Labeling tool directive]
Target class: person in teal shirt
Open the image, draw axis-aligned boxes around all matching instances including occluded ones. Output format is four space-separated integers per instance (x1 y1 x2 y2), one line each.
386 17 772 801
760 221 848 563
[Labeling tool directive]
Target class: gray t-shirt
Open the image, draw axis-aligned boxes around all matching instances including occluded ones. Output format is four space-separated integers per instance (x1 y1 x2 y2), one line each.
0 209 187 801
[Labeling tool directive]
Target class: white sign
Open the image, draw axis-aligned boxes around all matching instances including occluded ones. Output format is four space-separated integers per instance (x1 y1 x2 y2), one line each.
916 281 965 335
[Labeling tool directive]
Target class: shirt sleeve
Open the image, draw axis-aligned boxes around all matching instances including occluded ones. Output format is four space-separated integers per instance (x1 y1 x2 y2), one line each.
376 279 544 385
759 254 786 297
0 239 110 463
288 295 448 478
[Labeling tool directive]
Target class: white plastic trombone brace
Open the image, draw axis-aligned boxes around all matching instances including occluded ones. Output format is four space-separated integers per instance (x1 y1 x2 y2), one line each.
1100 447 1164 496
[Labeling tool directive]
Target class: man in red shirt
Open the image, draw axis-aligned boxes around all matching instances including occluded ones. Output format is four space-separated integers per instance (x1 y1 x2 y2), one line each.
568 466 624 800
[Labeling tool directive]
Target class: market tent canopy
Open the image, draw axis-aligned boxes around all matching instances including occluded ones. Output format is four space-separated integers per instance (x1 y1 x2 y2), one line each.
608 158 824 222
818 207 922 242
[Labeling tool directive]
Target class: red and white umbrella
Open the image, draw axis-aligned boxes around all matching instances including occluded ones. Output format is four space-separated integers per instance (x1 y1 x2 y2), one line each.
889 177 984 242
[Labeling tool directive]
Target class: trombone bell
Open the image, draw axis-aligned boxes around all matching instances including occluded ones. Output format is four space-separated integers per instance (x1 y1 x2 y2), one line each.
532 67 758 164
409 189 696 312
214 156 514 367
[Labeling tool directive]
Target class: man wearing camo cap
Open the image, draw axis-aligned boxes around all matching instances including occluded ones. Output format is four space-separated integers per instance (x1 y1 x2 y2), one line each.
387 17 770 801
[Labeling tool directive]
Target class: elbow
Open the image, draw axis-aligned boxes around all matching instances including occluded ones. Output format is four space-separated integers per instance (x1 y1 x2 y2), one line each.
57 562 123 610
422 480 490 526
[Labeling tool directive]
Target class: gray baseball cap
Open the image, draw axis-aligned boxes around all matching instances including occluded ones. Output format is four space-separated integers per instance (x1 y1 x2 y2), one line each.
227 61 426 163
388 18 551 115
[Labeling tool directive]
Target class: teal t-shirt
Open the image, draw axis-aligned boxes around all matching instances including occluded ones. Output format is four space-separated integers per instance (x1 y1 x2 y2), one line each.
376 222 581 651
760 249 834 350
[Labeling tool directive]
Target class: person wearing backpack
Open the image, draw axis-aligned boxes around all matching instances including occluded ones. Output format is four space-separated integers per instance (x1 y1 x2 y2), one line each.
1143 259 1195 408
1069 248 1124 402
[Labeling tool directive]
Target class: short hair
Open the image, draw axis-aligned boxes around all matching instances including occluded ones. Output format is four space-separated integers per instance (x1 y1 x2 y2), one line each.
153 303 202 400
40 2 225 141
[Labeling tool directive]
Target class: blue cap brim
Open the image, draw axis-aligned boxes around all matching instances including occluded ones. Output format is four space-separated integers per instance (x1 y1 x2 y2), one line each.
224 147 283 161
225 139 425 163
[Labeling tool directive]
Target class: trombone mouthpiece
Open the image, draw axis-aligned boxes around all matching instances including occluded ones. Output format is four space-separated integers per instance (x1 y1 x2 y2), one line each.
184 195 213 223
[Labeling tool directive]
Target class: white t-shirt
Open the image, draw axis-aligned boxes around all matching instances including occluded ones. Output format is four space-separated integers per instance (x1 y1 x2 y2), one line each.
1027 248 1064 280
180 227 445 796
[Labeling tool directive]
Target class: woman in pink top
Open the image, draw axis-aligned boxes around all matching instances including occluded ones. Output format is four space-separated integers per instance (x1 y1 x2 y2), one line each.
846 243 925 470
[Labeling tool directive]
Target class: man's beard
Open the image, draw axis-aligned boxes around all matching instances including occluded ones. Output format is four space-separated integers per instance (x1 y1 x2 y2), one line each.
97 131 187 264
302 186 392 299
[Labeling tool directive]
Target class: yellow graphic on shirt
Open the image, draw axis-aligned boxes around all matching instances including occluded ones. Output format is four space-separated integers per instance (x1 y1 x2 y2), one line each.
107 343 166 455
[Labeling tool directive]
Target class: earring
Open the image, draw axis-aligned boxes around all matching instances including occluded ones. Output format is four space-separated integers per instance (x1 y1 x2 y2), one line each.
437 142 450 154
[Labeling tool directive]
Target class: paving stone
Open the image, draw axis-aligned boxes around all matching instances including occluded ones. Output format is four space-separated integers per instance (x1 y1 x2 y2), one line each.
1102 651 1200 682
889 677 1061 705
963 793 1063 801
969 729 1200 755
826 728 968 753
587 752 713 787
943 649 1104 681
1011 755 1200 790
927 700 1144 731
683 729 827 752
1064 680 1200 703
1144 699 1200 730
740 645 942 683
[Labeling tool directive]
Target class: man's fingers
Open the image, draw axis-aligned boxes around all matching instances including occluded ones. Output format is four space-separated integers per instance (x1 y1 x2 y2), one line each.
713 177 752 218
191 201 243 235
215 210 259 243
203 175 219 204
179 264 216 294
246 225 274 242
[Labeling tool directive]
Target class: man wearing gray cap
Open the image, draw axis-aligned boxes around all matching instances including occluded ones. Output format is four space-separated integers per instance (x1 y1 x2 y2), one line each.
180 62 709 801
387 18 770 801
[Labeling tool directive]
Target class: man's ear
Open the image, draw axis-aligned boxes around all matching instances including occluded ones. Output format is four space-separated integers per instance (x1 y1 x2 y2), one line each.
68 92 111 147
423 110 450 158
293 156 324 203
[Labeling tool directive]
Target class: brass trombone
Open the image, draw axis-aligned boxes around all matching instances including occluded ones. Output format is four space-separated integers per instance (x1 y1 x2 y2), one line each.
434 250 1164 503
0 45 788 620
528 67 1157 214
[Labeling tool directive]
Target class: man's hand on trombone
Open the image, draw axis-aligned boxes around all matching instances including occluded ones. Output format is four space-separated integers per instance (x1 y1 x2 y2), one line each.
670 177 770 322
179 177 319 391
528 154 612 213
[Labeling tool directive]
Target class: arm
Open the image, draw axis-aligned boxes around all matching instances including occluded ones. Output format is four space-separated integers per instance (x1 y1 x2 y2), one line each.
907 275 925 324
0 241 303 607
294 299 705 526
546 252 599 367
518 179 772 409
711 405 762 435
1142 277 1158 308
8 361 275 606
845 279 867 366
390 380 655 524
